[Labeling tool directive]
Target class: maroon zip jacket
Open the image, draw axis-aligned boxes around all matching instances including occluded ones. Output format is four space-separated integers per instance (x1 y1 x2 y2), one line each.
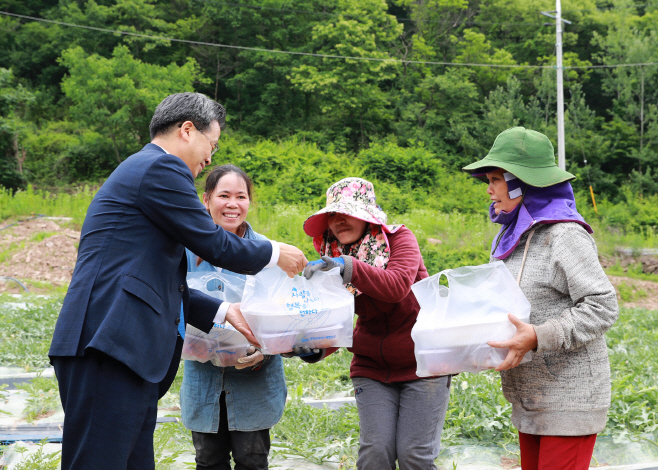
312 226 428 383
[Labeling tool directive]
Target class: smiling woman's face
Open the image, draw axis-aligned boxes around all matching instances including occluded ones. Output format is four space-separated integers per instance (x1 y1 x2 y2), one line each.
327 213 368 244
203 172 250 234
485 168 522 215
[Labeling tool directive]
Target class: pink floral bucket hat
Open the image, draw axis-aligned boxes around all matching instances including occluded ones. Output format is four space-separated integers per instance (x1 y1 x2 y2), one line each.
303 177 391 238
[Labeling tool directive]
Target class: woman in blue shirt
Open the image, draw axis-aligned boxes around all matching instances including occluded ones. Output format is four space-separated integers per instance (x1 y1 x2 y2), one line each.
180 164 287 470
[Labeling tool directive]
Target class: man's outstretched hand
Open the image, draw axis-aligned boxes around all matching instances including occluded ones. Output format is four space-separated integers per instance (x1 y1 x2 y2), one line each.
277 242 308 278
225 303 261 347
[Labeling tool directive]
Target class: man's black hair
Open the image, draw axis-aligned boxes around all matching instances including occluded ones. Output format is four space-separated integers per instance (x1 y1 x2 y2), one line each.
149 92 226 139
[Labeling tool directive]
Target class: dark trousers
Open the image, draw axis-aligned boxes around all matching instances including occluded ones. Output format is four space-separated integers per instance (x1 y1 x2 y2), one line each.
192 392 271 470
53 350 160 470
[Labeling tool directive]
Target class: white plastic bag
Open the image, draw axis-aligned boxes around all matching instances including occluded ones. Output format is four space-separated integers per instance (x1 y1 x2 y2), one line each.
411 261 532 376
182 271 251 367
186 270 246 303
241 267 355 355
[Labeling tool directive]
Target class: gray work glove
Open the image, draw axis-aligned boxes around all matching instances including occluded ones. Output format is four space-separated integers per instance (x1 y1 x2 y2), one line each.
281 346 321 358
303 256 345 279
235 345 264 370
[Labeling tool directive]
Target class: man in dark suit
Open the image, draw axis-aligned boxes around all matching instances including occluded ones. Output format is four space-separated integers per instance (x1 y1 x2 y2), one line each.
49 92 307 470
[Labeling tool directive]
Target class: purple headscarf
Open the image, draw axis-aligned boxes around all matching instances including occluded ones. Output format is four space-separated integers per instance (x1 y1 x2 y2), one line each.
488 174 593 260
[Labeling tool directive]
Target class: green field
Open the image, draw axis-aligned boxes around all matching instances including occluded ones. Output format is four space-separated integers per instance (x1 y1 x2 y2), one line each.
1 295 657 468
1 180 658 468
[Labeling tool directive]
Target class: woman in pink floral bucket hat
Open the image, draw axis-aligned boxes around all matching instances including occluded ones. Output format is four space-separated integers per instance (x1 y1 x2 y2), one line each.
299 177 452 470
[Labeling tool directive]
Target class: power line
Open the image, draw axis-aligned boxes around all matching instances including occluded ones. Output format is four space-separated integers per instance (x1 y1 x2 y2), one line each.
567 62 658 69
562 3 652 11
192 0 545 26
0 11 551 68
195 0 653 21
0 11 656 70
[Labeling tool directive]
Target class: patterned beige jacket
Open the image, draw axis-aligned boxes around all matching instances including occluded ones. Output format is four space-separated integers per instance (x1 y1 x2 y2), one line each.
498 222 618 436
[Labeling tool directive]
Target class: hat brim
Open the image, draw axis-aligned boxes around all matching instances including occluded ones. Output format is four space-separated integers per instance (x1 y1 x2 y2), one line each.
462 157 575 187
303 202 386 238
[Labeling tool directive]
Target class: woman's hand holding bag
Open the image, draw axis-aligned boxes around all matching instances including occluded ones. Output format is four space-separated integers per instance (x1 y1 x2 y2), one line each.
488 313 538 371
303 256 345 279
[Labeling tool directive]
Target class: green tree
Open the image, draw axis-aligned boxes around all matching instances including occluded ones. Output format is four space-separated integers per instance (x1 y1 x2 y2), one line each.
592 7 658 192
59 45 202 162
394 0 473 61
453 29 517 94
393 68 483 167
175 0 327 138
0 68 35 185
288 0 403 150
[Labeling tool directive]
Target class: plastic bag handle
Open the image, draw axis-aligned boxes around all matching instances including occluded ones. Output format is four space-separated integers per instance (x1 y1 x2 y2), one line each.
437 268 453 283
516 230 536 285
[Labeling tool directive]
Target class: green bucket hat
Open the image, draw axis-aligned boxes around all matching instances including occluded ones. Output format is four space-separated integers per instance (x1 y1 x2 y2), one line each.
462 127 575 187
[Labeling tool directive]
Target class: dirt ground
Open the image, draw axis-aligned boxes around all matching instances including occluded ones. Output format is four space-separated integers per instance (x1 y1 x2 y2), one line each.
608 275 658 310
1 217 658 309
0 217 79 293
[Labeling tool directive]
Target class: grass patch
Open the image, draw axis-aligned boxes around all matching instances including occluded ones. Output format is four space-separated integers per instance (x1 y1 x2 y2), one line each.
1 185 657 277
605 307 658 442
0 241 27 264
153 420 193 470
402 210 497 274
271 397 359 468
19 280 70 295
590 221 658 258
0 294 63 370
30 231 58 242
0 279 71 296
273 306 658 463
15 373 60 423
617 281 649 303
0 186 95 227
605 264 658 283
283 348 353 399
248 203 319 261
0 383 9 416
10 440 61 470
158 361 184 411
1 267 657 466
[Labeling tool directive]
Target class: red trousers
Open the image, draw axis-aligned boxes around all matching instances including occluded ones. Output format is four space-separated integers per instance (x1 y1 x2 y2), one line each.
519 432 597 470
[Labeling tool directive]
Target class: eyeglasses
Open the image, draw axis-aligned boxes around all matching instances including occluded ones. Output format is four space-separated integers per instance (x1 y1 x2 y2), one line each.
193 123 219 156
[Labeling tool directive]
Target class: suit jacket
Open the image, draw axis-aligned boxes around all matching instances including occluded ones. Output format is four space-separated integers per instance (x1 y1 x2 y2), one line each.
49 143 272 384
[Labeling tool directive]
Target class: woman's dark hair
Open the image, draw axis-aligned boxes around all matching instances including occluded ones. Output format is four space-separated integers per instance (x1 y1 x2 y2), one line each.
204 164 254 238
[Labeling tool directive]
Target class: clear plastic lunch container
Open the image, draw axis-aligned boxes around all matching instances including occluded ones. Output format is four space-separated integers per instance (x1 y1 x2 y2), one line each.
182 324 252 367
241 267 354 355
411 261 532 376
183 271 251 366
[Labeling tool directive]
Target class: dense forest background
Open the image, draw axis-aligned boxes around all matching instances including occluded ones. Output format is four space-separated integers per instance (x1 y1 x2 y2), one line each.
0 0 656 210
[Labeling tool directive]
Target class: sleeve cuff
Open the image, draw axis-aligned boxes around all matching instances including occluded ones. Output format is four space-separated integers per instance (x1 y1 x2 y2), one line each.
533 319 560 352
213 302 230 325
301 349 329 364
341 255 353 284
265 240 280 268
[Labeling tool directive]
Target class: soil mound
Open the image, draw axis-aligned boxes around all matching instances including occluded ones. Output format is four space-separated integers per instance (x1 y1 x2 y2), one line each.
608 275 658 311
0 217 79 292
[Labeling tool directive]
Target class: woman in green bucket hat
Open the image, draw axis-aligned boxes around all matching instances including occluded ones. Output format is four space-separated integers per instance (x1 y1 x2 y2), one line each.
463 127 618 470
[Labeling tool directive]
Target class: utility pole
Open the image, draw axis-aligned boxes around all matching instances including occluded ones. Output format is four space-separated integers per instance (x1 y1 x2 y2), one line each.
555 0 565 171
541 2 571 171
